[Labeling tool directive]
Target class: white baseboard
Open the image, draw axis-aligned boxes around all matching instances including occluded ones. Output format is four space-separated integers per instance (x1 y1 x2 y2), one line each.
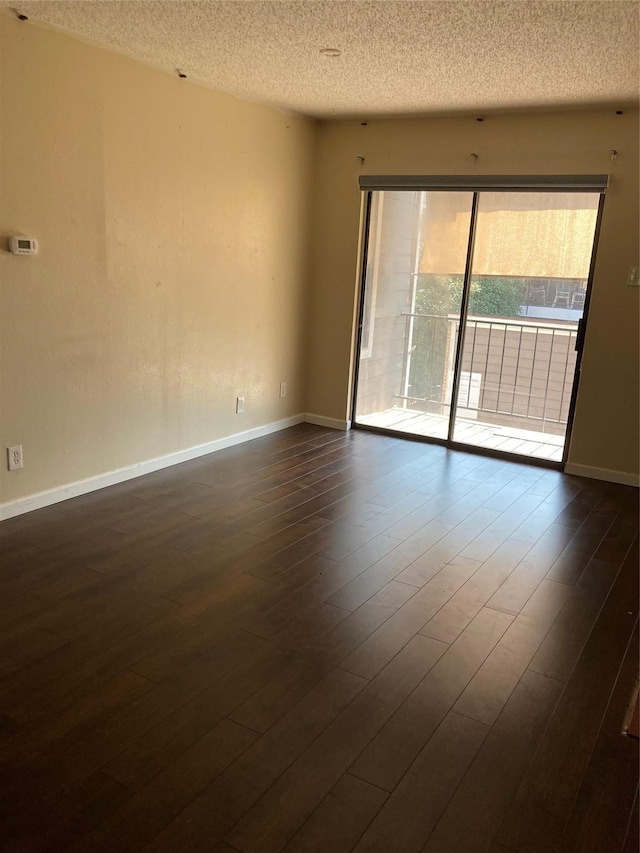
0 414 305 521
564 462 640 487
304 413 352 431
0 412 355 521
3 417 635 521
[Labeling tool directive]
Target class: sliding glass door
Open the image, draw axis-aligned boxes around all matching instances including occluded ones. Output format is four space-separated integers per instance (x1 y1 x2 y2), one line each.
353 179 604 463
355 190 473 441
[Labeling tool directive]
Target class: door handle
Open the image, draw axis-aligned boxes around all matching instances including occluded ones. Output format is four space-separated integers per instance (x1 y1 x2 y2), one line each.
575 318 586 352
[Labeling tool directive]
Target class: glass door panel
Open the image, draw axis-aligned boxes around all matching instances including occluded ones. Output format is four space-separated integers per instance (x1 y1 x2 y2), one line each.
451 191 600 461
354 190 473 439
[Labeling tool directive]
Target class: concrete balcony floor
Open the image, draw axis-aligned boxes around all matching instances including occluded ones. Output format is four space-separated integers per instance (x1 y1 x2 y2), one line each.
356 406 565 462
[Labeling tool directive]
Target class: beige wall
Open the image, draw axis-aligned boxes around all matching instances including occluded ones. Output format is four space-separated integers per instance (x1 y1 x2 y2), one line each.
0 15 315 505
1 14 638 512
308 110 639 477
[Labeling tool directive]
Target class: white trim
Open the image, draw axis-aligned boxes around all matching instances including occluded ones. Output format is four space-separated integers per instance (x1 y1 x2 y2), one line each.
304 413 351 431
0 414 305 521
3 417 635 521
564 463 639 487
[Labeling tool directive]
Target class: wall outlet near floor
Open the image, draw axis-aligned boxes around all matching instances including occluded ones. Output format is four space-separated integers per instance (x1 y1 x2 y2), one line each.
279 381 287 398
236 396 245 414
7 445 23 471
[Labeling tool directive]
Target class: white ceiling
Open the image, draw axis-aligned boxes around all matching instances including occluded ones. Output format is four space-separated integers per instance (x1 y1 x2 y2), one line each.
5 1 640 118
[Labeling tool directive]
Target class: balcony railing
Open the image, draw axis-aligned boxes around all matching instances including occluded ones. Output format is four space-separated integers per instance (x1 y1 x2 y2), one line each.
403 313 578 430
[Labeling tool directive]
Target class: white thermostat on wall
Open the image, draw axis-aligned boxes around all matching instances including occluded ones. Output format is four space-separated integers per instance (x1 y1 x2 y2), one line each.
10 237 38 255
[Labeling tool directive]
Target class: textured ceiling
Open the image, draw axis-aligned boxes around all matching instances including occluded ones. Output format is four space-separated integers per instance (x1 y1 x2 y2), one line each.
4 1 639 118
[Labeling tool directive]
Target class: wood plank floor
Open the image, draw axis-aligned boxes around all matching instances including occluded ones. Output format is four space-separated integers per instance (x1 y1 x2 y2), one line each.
0 424 637 853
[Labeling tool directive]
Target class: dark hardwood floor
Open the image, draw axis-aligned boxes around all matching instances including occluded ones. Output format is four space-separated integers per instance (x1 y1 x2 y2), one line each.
0 424 637 852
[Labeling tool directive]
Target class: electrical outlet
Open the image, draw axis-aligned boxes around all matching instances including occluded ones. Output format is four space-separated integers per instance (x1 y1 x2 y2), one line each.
279 382 287 398
627 266 639 287
7 445 23 471
236 396 244 414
